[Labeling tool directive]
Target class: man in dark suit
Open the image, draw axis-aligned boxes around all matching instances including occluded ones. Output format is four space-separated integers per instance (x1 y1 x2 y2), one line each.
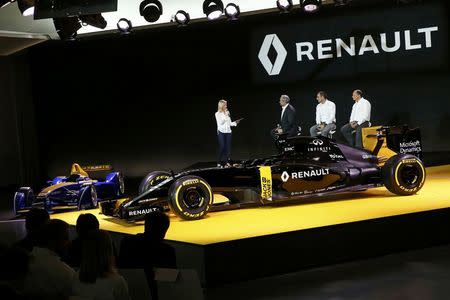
271 94 298 139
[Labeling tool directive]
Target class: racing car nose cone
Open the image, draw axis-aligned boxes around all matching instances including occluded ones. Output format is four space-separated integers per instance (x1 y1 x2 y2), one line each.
281 171 290 182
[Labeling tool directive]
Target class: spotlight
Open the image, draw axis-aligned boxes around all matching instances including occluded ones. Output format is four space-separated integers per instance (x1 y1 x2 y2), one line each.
173 10 190 26
140 0 163 23
0 0 13 8
301 0 322 13
203 0 224 20
225 3 240 20
276 0 293 13
17 0 34 16
117 18 132 34
79 14 107 29
53 17 82 41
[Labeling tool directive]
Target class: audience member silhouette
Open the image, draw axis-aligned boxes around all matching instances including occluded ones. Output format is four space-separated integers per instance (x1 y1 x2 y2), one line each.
72 230 130 300
118 211 176 300
67 213 100 267
23 219 75 300
14 208 49 252
0 245 29 299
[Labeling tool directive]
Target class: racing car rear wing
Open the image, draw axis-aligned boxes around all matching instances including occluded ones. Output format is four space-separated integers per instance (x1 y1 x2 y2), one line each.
71 163 114 177
362 125 423 161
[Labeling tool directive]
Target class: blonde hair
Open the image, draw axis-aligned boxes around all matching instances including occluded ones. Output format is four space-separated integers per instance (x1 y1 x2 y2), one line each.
217 99 227 113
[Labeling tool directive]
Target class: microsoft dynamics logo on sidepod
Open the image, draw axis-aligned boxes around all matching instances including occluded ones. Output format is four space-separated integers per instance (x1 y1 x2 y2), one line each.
257 34 287 76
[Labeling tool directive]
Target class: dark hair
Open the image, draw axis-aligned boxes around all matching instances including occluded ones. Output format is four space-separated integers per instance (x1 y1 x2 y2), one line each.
36 219 69 248
354 89 363 97
25 208 49 233
144 211 170 241
318 91 328 99
79 230 115 284
76 213 99 238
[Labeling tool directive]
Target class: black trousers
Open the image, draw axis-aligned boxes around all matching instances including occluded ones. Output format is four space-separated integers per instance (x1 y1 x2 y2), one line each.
340 121 370 148
217 132 232 164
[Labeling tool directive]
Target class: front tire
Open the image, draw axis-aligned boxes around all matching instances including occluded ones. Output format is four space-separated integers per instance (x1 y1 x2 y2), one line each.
382 154 426 196
168 176 213 220
78 185 98 210
139 171 171 195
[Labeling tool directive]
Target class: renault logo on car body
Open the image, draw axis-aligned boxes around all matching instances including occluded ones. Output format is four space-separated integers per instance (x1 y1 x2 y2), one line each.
258 34 287 76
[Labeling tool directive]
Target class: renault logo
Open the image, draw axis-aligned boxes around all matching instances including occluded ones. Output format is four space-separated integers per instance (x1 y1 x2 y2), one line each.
281 171 290 182
258 34 287 76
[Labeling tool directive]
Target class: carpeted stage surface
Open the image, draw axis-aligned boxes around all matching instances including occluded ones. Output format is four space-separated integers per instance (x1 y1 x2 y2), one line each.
51 165 450 245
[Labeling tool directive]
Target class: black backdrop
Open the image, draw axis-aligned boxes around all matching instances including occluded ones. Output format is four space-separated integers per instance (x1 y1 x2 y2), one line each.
28 0 450 183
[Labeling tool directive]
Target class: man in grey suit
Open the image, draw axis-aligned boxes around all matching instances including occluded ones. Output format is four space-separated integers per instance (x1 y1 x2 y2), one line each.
271 95 298 139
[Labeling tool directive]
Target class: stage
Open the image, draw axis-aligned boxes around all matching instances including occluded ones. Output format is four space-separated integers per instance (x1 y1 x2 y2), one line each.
50 165 450 285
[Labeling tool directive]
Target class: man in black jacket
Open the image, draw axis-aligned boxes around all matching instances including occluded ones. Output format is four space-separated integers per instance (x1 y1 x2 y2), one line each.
271 94 298 139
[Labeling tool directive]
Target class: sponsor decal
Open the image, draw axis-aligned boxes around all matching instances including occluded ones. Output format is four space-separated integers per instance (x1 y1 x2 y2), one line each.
281 168 330 182
329 153 344 160
128 207 159 216
258 34 288 76
308 146 331 152
284 146 295 152
182 179 199 186
259 166 273 200
399 140 422 154
311 139 324 146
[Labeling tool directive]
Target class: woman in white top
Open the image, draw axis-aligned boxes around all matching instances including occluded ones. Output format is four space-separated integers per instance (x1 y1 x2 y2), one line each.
215 100 240 167
72 230 130 300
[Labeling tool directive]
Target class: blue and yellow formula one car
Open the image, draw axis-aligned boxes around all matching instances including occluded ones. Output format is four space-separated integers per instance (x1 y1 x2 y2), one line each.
14 163 125 214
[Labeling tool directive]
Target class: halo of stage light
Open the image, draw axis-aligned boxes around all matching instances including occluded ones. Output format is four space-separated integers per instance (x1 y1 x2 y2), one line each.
301 0 322 13
203 0 224 20
117 18 132 34
140 0 163 23
276 0 293 13
17 0 34 16
174 10 190 26
225 3 240 20
0 0 13 8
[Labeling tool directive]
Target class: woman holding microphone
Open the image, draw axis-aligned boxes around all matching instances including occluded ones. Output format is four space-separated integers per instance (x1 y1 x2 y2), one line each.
215 99 241 168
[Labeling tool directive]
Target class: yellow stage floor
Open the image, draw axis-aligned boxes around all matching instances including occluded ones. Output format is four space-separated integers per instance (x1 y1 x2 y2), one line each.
52 165 450 245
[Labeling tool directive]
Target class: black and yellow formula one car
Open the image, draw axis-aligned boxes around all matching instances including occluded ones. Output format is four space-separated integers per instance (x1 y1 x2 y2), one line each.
101 125 425 221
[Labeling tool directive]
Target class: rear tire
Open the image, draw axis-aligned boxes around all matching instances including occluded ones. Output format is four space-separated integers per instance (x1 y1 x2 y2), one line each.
168 176 213 220
382 154 426 196
139 171 171 195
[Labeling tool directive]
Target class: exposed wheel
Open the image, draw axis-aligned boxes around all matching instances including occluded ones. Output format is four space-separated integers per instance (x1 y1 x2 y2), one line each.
382 154 426 196
168 176 213 220
14 187 35 214
118 172 125 196
139 171 171 195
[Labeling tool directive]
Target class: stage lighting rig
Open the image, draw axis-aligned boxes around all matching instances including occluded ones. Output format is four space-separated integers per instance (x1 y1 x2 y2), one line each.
203 0 224 20
79 14 107 29
301 0 322 13
173 10 190 26
117 18 132 34
140 0 163 23
54 17 81 41
17 0 34 16
276 0 293 13
225 3 240 20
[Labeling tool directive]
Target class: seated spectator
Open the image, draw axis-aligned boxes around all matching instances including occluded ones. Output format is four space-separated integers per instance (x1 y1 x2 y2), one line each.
72 230 130 300
23 219 75 300
118 211 176 299
0 245 29 299
67 213 100 267
14 208 49 252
